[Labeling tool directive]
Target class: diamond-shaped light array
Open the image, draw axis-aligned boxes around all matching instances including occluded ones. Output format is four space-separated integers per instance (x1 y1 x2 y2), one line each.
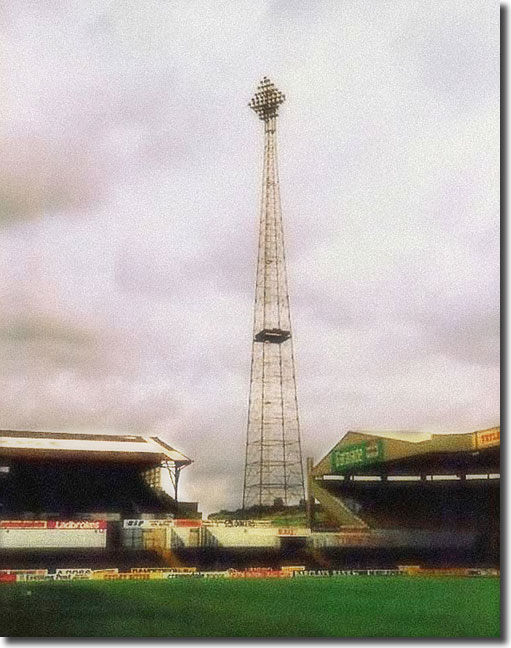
249 76 285 120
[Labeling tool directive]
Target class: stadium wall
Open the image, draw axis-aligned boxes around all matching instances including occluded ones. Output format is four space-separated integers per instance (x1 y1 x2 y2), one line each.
0 517 497 569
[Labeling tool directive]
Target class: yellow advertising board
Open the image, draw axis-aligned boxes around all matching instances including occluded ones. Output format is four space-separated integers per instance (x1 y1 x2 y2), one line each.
476 428 500 449
92 569 119 580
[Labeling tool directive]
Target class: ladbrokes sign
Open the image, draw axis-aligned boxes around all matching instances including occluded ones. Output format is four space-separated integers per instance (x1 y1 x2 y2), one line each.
0 520 106 529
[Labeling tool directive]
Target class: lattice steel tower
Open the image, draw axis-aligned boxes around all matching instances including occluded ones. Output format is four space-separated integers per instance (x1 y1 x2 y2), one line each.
242 77 305 509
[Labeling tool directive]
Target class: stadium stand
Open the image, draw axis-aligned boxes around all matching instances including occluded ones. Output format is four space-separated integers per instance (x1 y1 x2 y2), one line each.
308 427 500 567
0 430 192 516
0 430 194 568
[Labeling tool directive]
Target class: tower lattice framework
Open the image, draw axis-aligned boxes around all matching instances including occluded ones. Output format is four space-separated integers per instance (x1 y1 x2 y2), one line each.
242 77 305 509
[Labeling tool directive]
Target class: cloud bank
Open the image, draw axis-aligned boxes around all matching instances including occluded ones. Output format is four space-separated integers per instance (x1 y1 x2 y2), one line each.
0 1 499 513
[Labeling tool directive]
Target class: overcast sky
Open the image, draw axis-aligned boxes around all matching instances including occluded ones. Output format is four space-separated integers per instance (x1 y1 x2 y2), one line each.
1 1 499 513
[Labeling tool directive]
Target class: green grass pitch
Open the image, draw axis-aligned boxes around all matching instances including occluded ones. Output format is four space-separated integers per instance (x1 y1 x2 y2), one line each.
0 576 499 638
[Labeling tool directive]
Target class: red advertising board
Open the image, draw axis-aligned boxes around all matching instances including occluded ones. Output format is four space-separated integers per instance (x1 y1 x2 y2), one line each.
0 520 107 530
230 569 291 578
47 520 107 530
0 520 47 529
0 569 47 575
174 519 202 527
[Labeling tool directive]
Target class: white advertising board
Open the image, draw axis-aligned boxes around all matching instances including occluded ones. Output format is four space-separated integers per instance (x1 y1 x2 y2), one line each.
123 519 174 528
0 520 107 549
203 526 280 548
55 568 93 580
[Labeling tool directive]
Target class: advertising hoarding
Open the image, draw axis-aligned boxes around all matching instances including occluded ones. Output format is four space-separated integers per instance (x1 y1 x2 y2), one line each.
123 519 174 528
0 520 107 549
0 520 106 529
330 439 384 473
476 428 500 449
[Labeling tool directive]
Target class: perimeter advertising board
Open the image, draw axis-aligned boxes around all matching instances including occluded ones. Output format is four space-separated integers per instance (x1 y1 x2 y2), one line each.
123 519 174 528
476 428 500 449
55 568 93 580
0 569 48 575
203 520 272 528
277 528 311 537
0 520 107 549
202 526 280 548
131 567 196 573
123 519 201 528
91 569 119 580
0 520 107 529
330 439 384 473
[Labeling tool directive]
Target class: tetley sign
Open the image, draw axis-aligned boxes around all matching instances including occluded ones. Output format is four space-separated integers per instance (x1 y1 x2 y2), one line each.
330 440 384 473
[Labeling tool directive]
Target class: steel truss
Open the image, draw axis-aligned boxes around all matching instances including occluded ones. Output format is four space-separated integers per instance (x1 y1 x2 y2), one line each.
242 78 305 509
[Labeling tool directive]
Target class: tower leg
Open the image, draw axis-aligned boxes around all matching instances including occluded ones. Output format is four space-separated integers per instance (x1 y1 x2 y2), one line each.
306 457 315 529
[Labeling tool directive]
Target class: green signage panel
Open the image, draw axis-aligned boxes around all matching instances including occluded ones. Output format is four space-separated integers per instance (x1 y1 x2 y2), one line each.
330 439 384 473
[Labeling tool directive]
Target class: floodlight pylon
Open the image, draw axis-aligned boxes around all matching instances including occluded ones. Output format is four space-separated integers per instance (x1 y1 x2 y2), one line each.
242 77 305 510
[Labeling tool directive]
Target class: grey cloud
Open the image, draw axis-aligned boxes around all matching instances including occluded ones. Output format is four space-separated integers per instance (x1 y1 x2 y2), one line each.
0 316 94 346
0 314 97 378
0 133 108 223
398 2 498 108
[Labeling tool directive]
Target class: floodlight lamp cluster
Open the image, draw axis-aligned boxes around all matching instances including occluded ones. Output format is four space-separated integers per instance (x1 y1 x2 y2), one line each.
249 76 286 120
